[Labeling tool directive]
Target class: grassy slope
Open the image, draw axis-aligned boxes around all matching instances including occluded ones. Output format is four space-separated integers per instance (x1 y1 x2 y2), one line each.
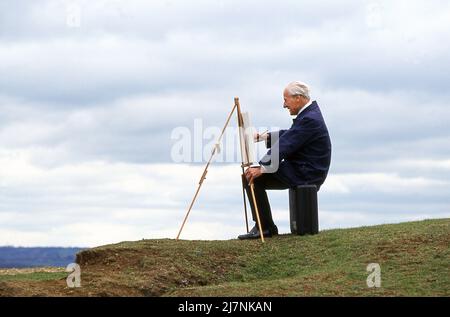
0 219 449 296
0 271 67 282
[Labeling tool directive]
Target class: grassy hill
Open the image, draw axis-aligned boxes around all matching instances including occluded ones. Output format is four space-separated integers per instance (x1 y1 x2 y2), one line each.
0 218 448 296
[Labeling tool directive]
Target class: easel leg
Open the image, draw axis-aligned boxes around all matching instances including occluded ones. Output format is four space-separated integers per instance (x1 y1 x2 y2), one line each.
176 178 203 240
176 103 237 240
250 183 265 243
241 172 250 233
235 97 263 242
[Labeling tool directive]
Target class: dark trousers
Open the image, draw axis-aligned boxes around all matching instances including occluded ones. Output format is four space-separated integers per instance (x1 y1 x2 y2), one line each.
243 172 290 230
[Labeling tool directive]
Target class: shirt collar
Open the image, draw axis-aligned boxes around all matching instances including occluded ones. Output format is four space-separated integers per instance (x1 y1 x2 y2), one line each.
292 99 313 119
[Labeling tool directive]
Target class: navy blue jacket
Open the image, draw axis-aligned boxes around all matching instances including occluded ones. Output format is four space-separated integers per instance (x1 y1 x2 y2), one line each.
259 101 332 189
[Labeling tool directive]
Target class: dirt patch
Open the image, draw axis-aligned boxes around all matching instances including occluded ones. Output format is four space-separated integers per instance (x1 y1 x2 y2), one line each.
0 241 244 297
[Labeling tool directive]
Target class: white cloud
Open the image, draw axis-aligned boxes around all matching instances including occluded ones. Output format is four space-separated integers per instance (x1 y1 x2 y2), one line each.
1 0 449 246
1 147 448 246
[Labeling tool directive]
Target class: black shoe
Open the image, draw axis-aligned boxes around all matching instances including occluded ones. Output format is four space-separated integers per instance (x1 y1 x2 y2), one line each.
238 226 277 240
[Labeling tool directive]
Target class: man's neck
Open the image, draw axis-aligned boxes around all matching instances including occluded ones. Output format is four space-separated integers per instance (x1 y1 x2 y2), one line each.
293 99 313 118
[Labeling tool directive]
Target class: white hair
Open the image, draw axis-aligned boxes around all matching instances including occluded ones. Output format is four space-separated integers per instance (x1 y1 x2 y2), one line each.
285 81 310 100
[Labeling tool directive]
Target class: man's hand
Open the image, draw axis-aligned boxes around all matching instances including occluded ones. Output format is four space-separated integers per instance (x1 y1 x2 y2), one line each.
253 130 269 143
245 167 262 184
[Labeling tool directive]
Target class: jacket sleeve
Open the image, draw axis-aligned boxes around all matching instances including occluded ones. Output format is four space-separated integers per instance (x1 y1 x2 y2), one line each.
265 130 287 148
260 117 320 167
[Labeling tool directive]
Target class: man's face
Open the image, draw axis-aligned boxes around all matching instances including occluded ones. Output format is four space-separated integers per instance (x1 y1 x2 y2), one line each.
283 89 303 115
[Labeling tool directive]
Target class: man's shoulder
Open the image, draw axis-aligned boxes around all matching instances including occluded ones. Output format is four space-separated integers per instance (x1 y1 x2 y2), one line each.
297 113 322 124
299 101 324 120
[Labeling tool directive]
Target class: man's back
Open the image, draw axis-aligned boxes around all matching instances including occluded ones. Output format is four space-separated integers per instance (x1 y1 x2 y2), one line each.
262 101 332 188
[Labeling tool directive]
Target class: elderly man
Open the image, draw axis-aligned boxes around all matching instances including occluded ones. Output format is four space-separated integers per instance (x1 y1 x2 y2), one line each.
238 81 332 240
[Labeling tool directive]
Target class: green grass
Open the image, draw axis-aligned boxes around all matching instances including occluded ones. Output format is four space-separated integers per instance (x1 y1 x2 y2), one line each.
0 271 67 282
79 218 449 296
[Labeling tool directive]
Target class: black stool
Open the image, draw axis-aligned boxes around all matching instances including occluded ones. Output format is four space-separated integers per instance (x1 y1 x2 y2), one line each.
289 185 319 235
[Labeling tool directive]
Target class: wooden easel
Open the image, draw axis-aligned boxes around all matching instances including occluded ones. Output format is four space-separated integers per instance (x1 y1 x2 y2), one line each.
176 97 265 243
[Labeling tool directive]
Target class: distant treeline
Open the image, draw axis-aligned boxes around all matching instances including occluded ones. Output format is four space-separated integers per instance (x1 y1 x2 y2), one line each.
0 247 87 268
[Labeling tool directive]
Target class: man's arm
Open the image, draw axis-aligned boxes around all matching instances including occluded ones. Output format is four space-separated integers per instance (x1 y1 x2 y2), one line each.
265 130 287 148
259 117 320 168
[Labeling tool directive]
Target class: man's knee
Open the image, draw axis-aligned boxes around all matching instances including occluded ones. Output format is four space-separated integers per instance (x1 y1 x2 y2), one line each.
252 175 267 189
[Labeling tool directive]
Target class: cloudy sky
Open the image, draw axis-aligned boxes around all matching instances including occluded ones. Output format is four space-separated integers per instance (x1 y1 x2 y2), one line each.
1 0 449 247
